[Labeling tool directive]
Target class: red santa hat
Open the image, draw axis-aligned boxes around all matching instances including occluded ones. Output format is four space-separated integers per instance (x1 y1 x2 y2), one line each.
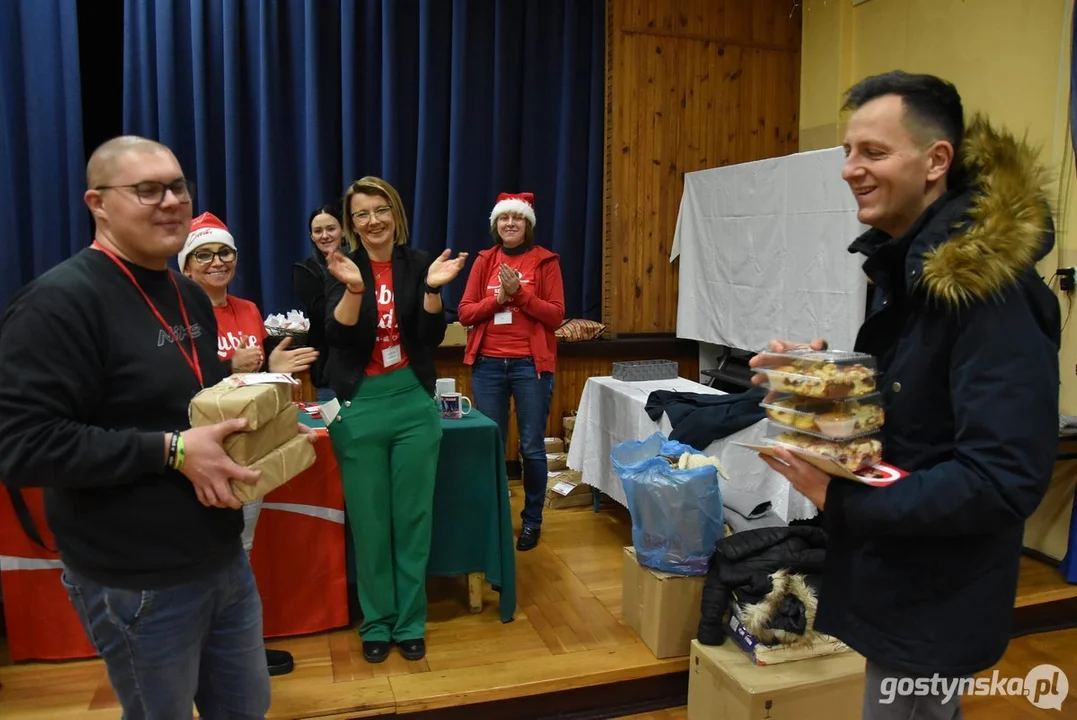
489 192 536 229
179 211 236 269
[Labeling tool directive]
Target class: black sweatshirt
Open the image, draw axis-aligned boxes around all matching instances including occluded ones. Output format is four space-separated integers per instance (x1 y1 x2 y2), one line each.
0 248 239 589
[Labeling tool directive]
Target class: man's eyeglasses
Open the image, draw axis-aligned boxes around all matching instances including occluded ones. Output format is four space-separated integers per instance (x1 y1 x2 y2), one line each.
95 178 195 206
351 206 392 225
191 248 237 265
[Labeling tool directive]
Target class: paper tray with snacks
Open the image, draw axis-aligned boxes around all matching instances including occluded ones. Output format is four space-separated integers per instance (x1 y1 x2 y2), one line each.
752 348 878 400
732 439 907 486
759 393 884 440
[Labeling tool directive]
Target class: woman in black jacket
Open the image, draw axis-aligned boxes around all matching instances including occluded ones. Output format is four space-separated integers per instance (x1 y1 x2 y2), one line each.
323 176 466 665
292 204 344 388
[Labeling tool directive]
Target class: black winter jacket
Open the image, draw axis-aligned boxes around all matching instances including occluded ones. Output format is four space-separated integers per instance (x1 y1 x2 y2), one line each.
324 244 447 399
815 116 1061 677
698 526 828 647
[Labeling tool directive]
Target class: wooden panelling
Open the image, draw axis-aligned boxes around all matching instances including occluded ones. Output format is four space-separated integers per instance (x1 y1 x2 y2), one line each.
605 0 802 333
435 339 699 462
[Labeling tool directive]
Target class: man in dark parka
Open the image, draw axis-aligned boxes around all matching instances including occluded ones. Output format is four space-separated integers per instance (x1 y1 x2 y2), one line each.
753 71 1061 719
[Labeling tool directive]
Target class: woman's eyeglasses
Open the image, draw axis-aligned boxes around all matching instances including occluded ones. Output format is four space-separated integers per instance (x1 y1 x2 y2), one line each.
192 248 237 264
351 206 392 225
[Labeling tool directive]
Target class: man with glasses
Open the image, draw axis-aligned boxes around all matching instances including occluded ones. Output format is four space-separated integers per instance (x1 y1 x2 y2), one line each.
0 136 273 719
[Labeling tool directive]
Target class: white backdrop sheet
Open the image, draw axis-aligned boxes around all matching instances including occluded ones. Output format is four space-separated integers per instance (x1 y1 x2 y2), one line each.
672 147 867 352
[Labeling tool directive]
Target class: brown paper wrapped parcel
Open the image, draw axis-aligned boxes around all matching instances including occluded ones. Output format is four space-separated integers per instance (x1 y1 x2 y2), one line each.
189 375 313 500
189 375 292 431
230 434 317 503
222 404 299 466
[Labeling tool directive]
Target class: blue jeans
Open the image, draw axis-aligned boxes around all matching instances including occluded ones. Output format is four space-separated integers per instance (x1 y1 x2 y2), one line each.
470 355 555 530
60 551 271 720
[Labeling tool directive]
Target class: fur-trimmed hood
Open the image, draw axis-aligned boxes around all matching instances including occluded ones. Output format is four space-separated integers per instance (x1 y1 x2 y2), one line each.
919 114 1054 305
739 569 827 647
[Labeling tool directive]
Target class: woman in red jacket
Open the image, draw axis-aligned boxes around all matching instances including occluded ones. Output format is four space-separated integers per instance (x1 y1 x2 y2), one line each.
457 193 565 551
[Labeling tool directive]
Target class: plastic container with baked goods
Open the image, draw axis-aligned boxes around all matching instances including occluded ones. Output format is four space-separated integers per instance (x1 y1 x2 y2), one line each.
763 425 883 474
752 348 878 399
761 393 885 440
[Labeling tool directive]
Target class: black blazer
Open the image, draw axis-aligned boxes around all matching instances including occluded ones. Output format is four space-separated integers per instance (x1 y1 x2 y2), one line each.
292 252 330 387
324 244 447 400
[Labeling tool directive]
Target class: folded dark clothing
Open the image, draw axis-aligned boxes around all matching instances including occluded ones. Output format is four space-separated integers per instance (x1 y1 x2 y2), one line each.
645 387 766 450
698 525 828 647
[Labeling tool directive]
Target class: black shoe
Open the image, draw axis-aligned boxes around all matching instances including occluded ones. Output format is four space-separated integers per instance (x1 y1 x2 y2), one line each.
266 648 294 676
516 527 541 551
397 638 426 661
362 640 390 664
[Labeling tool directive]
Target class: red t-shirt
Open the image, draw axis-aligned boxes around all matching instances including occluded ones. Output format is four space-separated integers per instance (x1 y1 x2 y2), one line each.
214 295 267 361
365 260 410 376
479 248 540 359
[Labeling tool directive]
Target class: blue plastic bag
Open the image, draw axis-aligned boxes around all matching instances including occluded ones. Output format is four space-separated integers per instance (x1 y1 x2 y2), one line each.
612 432 724 575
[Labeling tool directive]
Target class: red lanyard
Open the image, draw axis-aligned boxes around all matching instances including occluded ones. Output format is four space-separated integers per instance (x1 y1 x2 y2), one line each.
91 240 204 387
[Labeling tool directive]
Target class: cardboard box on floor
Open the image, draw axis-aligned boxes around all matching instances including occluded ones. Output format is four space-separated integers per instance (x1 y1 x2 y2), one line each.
544 436 564 453
687 639 865 720
622 546 704 659
545 470 591 509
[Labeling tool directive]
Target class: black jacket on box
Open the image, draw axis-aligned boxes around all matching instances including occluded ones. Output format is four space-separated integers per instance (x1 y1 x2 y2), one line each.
815 117 1060 677
698 525 828 647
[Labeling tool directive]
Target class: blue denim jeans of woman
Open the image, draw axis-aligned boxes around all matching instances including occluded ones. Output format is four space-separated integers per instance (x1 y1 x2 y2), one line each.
470 355 555 530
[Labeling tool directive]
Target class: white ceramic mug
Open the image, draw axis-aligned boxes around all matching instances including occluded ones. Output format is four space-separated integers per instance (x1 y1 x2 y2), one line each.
440 392 472 419
435 377 456 400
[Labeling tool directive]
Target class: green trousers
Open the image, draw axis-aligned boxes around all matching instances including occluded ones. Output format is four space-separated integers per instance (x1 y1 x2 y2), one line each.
329 367 442 642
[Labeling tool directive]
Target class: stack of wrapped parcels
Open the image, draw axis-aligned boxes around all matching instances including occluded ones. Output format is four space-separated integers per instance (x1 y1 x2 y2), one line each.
189 375 317 502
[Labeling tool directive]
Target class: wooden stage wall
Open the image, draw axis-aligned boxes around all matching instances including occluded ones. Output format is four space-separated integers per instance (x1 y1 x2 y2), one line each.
605 0 802 335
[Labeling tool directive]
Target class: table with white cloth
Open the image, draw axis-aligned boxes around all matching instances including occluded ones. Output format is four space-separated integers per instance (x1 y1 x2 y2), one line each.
566 376 817 523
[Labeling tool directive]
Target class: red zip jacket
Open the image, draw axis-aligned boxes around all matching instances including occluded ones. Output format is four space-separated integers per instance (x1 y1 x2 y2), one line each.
457 245 564 375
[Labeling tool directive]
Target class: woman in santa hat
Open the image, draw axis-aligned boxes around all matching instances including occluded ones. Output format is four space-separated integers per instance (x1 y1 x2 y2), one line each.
322 176 467 664
457 192 565 552
178 211 319 677
179 211 319 377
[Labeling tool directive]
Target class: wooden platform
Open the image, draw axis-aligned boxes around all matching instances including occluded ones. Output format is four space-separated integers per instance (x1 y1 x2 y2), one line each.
1 487 1075 719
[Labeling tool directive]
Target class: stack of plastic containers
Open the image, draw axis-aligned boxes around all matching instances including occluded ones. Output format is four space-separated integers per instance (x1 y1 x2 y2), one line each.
752 349 885 474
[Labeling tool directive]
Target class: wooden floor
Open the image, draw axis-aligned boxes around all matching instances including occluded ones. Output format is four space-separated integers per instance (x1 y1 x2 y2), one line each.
1 484 1075 719
0 487 686 719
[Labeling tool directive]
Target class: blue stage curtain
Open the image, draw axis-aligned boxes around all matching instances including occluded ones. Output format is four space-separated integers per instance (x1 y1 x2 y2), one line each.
0 0 86 309
122 0 604 320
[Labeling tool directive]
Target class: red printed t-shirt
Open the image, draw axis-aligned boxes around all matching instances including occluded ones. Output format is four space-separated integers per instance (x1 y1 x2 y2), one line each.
365 260 410 376
214 295 267 361
479 248 541 359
